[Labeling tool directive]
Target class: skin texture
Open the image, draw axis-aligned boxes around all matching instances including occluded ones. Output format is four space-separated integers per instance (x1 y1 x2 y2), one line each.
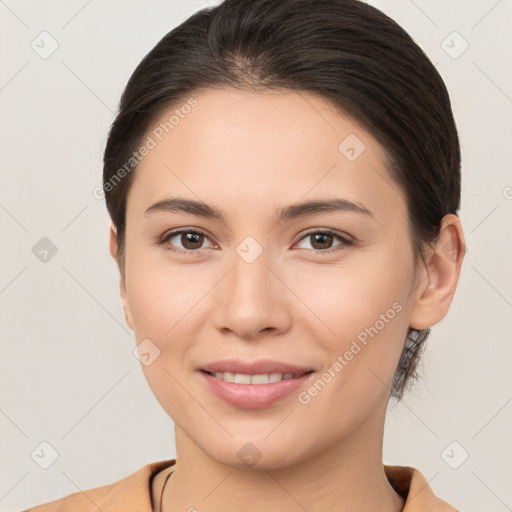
109 88 465 512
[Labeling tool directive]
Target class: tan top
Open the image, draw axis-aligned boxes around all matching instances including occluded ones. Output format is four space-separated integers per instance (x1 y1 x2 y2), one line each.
24 459 459 511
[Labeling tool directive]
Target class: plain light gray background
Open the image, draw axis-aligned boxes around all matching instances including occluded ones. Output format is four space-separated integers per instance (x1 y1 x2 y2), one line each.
1 1 511 510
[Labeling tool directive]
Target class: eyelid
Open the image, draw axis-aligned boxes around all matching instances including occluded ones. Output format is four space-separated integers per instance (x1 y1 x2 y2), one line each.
295 227 354 245
292 228 354 253
159 227 216 254
160 227 354 254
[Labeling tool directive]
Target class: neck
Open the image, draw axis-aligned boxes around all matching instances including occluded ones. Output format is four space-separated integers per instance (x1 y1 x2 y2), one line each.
162 407 404 512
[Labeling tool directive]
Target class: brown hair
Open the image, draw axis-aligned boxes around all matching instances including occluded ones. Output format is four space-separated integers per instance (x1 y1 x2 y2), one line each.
102 0 461 400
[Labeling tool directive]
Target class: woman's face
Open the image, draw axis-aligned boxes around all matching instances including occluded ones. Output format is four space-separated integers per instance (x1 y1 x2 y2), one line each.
116 88 424 468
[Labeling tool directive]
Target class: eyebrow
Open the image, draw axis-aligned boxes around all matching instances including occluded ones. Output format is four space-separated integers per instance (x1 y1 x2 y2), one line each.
144 197 373 223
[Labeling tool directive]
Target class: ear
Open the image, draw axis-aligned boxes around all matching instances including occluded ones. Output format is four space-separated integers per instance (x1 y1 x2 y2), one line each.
109 224 134 331
408 214 466 330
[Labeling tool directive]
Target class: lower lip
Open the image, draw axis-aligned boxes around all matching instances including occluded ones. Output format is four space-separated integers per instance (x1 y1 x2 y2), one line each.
200 371 314 410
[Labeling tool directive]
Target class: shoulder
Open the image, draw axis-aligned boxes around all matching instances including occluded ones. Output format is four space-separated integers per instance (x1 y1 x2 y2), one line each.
385 464 460 511
23 459 176 512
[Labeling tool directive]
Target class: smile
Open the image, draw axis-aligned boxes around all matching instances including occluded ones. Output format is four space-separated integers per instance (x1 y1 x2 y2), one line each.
200 369 314 409
205 371 305 384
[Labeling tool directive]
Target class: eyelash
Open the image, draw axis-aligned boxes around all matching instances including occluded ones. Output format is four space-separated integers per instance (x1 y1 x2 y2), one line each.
158 228 354 255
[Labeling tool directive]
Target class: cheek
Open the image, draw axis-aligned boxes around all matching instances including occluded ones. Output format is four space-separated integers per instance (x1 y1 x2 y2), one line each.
125 254 210 419
294 254 411 337
293 252 412 388
290 267 410 438
125 250 211 340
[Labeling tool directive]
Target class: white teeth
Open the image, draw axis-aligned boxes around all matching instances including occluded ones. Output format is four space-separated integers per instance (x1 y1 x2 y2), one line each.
234 373 251 384
251 373 270 384
210 371 300 384
222 371 235 383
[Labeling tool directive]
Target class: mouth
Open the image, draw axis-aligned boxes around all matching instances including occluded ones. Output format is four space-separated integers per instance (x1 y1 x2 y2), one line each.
201 369 313 384
198 364 315 409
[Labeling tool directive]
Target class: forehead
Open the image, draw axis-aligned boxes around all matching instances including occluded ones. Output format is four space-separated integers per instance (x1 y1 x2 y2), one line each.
127 88 404 221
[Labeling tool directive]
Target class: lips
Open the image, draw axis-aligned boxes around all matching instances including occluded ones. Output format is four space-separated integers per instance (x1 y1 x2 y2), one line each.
201 359 313 376
199 359 315 409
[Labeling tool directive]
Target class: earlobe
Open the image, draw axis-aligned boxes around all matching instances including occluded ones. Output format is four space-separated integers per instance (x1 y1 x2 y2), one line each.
109 224 118 261
109 224 135 331
409 214 466 330
119 275 135 332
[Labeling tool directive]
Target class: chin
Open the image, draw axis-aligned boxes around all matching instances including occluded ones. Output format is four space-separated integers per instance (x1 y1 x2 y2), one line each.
198 433 310 471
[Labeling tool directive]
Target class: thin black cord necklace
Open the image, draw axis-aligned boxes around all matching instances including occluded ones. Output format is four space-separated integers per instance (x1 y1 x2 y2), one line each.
159 469 174 512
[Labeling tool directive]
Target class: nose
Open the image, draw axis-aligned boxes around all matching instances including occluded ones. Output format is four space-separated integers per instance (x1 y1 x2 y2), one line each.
212 247 292 340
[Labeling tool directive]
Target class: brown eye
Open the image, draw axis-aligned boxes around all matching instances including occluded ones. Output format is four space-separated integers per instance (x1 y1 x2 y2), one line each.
309 233 334 250
162 229 213 253
295 230 353 253
180 232 205 250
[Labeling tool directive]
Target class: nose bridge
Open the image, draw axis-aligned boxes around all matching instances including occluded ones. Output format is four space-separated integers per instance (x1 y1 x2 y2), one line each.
230 239 274 310
212 236 289 337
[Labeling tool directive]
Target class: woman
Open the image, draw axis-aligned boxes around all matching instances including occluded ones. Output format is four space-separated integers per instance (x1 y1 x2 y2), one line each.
25 0 465 510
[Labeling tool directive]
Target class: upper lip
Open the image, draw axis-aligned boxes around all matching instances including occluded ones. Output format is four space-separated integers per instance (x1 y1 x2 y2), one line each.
201 359 313 376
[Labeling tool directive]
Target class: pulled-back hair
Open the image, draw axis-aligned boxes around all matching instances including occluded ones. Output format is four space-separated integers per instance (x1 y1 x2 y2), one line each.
103 0 461 399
